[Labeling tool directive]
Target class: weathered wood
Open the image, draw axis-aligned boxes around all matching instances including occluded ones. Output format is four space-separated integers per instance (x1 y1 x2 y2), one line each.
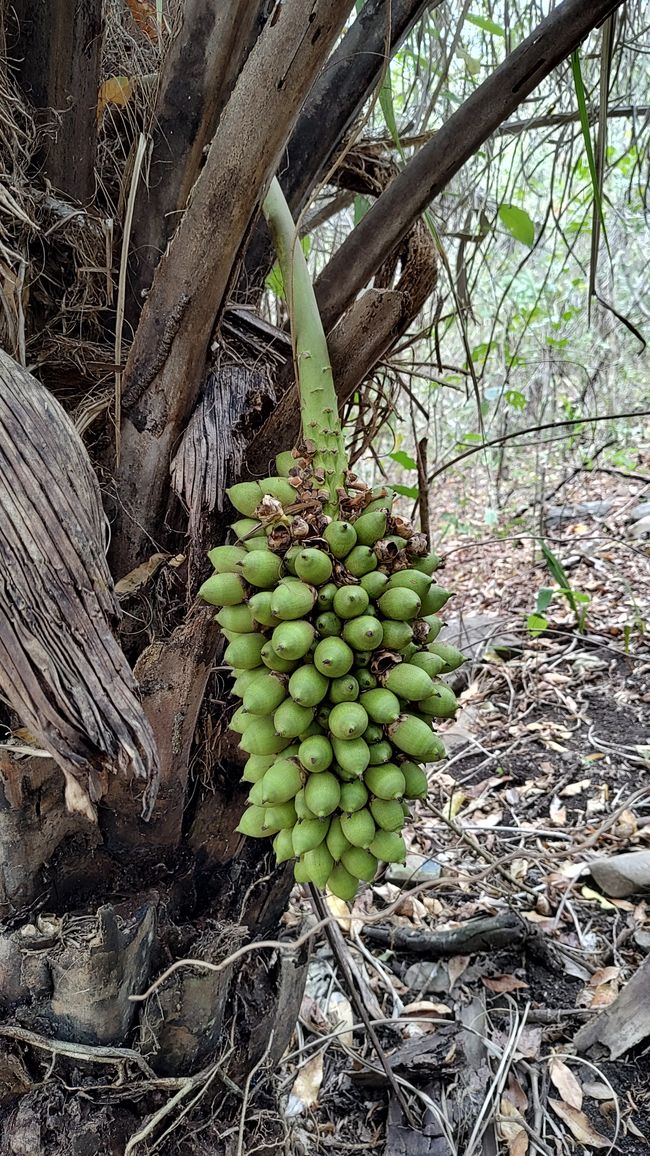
574 953 650 1058
363 912 528 958
10 0 103 202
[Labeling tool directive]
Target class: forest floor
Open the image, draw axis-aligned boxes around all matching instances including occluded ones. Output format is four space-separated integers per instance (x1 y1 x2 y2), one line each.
272 466 650 1156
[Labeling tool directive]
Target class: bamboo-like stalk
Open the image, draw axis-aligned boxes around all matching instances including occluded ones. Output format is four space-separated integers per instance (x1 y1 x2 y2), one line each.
262 177 347 513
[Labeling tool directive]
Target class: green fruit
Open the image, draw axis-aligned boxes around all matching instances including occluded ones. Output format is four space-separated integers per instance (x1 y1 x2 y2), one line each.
332 737 370 777
360 570 389 599
341 846 378 882
332 585 369 619
315 612 341 637
329 675 359 704
271 580 316 621
242 754 274 783
410 651 445 678
329 702 368 740
232 667 264 697
288 665 329 707
369 798 405 832
294 858 311 884
353 651 371 668
216 604 255 633
412 552 441 575
295 548 333 585
274 699 314 739
378 588 421 621
422 615 443 640
364 763 406 800
302 844 334 888
323 520 357 559
316 583 337 611
259 476 297 505
304 771 341 817
239 550 282 588
387 569 432 599
236 805 268 837
367 740 393 765
208 545 247 572
230 705 252 734
327 864 359 901
388 714 445 761
383 663 434 702
247 591 278 628
356 669 378 691
340 779 368 812
369 829 407 863
366 488 394 511
243 671 287 715
380 620 414 651
224 634 266 670
292 818 328 855
354 510 387 546
362 722 383 744
314 637 354 677
419 683 458 719
264 801 297 833
247 779 266 806
275 451 296 477
294 789 316 820
260 759 303 804
283 545 301 575
231 518 260 542
273 828 295 863
239 717 290 756
345 546 378 578
360 688 401 724
260 642 297 673
342 615 383 652
327 815 351 861
199 572 247 607
340 809 376 848
420 585 452 614
401 761 428 799
242 535 270 552
316 704 331 729
299 734 333 773
227 482 264 516
428 641 465 672
271 620 315 660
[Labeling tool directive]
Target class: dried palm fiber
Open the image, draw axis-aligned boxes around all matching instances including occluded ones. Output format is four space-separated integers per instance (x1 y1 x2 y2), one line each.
0 349 159 819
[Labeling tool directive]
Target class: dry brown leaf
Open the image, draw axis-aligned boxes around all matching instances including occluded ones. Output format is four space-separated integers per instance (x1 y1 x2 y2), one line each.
326 894 351 932
483 974 529 993
549 1098 611 1148
549 1058 583 1111
114 552 171 597
514 1026 542 1060
504 1074 529 1114
560 778 592 797
498 1096 529 1156
328 992 354 1049
124 0 159 39
625 1117 646 1140
286 1053 324 1117
582 1081 615 1102
402 1000 451 1017
97 76 134 123
447 955 470 989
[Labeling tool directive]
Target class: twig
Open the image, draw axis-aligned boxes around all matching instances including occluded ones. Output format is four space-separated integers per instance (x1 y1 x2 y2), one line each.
0 1025 156 1078
362 912 527 958
416 436 430 543
236 1030 274 1156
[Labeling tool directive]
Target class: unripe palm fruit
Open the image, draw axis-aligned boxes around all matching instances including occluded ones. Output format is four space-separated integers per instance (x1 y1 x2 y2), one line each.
332 737 370 777
260 759 303 804
315 611 341 637
271 580 316 621
345 545 378 578
238 550 282 589
341 846 378 882
275 450 296 477
422 615 443 640
365 763 406 800
427 641 465 672
332 585 369 620
400 761 428 800
259 476 297 505
388 714 446 761
294 548 333 585
283 545 301 575
360 688 401 725
327 815 351 861
367 740 393 765
224 634 266 670
419 683 458 719
340 808 376 848
227 482 264 516
340 779 368 812
247 591 279 629
274 699 314 739
316 704 331 729
304 771 341 817
243 671 287 715
316 583 337 610
314 637 354 677
200 572 247 607
329 675 359 704
264 801 297 833
260 642 298 673
354 652 372 668
294 789 316 820
294 858 311 884
271 621 315 661
299 734 333 773
288 666 329 707
410 651 445 679
353 510 387 546
247 779 266 806
230 706 252 735
342 615 383 652
387 569 432 599
412 552 441 575
236 805 269 837
329 701 369 740
232 668 264 698
292 817 328 855
239 717 290 756
363 722 383 744
231 518 260 542
242 754 275 783
302 844 335 888
208 545 248 573
378 588 421 622
420 585 452 615
383 663 435 702
369 798 405 832
369 829 407 863
380 620 414 651
327 863 359 901
357 669 378 691
366 488 394 511
360 570 389 599
216 604 256 633
324 520 357 559
273 828 295 863
242 536 270 552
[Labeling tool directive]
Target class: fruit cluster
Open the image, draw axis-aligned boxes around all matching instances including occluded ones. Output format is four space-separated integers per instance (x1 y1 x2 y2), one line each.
200 453 463 901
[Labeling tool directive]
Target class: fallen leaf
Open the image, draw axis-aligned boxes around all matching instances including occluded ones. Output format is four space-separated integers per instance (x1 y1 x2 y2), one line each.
582 1081 615 1101
504 1074 529 1114
97 76 134 123
483 974 529 993
402 1000 451 1017
550 795 567 826
515 1025 542 1060
626 1117 646 1140
326 894 351 932
447 955 470 989
498 1096 528 1156
588 967 620 987
560 778 592 797
549 1058 583 1110
124 0 160 40
549 1098 611 1147
328 992 354 1048
114 552 170 597
286 1053 324 1117
581 886 617 911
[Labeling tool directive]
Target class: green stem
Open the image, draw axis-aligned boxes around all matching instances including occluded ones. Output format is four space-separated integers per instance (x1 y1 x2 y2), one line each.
262 178 347 514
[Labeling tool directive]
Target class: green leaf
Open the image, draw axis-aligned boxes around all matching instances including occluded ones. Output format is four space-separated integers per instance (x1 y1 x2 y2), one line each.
467 12 505 35
527 613 547 636
379 68 403 157
354 195 370 225
498 204 535 247
505 389 526 411
389 451 418 471
392 483 419 500
570 50 610 254
536 587 555 614
265 261 285 300
456 46 481 76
